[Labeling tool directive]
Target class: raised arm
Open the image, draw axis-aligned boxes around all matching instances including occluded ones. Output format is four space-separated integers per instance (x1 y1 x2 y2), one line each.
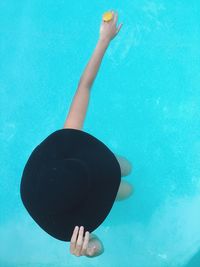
63 11 123 130
63 38 110 130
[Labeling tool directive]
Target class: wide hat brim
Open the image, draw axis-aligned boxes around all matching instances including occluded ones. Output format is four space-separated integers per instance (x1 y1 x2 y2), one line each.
20 129 121 241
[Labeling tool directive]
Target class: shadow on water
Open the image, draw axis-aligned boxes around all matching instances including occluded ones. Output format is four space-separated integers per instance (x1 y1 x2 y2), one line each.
183 249 200 267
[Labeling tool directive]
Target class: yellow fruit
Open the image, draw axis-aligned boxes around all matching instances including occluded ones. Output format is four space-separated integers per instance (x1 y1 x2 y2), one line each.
103 11 113 22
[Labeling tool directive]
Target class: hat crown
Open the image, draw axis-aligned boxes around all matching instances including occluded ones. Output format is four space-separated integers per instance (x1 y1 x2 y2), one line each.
33 158 91 215
20 128 121 241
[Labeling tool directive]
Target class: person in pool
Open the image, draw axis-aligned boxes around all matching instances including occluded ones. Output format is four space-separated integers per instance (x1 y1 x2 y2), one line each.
63 10 133 257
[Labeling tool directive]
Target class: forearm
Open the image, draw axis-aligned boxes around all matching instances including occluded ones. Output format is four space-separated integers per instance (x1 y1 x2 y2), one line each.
64 11 121 130
64 38 110 130
78 38 110 89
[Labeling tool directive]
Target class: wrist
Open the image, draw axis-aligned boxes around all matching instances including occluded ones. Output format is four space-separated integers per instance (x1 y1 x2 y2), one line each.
98 37 111 46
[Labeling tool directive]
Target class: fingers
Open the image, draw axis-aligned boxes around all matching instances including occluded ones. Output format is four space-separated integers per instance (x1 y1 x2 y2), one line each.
116 23 123 34
113 11 118 24
76 226 84 255
102 10 123 35
102 10 114 25
112 11 123 35
81 231 90 255
103 10 117 24
70 226 90 257
70 226 79 254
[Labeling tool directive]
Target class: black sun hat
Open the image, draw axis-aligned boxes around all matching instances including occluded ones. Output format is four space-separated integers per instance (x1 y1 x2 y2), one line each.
20 128 121 241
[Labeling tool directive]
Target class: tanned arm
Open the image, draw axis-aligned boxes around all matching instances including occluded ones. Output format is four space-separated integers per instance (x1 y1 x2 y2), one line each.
63 38 110 130
63 11 122 130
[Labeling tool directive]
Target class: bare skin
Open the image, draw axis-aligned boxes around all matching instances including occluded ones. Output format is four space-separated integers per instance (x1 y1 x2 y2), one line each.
70 226 104 257
64 10 132 258
70 154 133 258
115 154 134 201
63 10 123 130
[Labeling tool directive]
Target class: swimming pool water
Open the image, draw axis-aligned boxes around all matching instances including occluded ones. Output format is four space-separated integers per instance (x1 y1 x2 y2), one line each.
1 1 200 267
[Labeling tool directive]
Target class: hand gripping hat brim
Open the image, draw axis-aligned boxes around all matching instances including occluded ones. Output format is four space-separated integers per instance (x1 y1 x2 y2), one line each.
20 129 121 241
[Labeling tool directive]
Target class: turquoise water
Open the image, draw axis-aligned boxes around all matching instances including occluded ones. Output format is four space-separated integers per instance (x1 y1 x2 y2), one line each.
1 1 200 266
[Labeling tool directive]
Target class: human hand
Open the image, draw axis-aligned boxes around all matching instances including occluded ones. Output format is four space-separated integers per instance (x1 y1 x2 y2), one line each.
70 226 97 257
99 10 123 42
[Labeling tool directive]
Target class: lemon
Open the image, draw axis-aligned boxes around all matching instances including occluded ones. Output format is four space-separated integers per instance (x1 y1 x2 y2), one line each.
103 11 113 22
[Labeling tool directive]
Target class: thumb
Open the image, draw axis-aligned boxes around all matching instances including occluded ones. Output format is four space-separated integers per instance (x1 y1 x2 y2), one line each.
116 23 123 34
